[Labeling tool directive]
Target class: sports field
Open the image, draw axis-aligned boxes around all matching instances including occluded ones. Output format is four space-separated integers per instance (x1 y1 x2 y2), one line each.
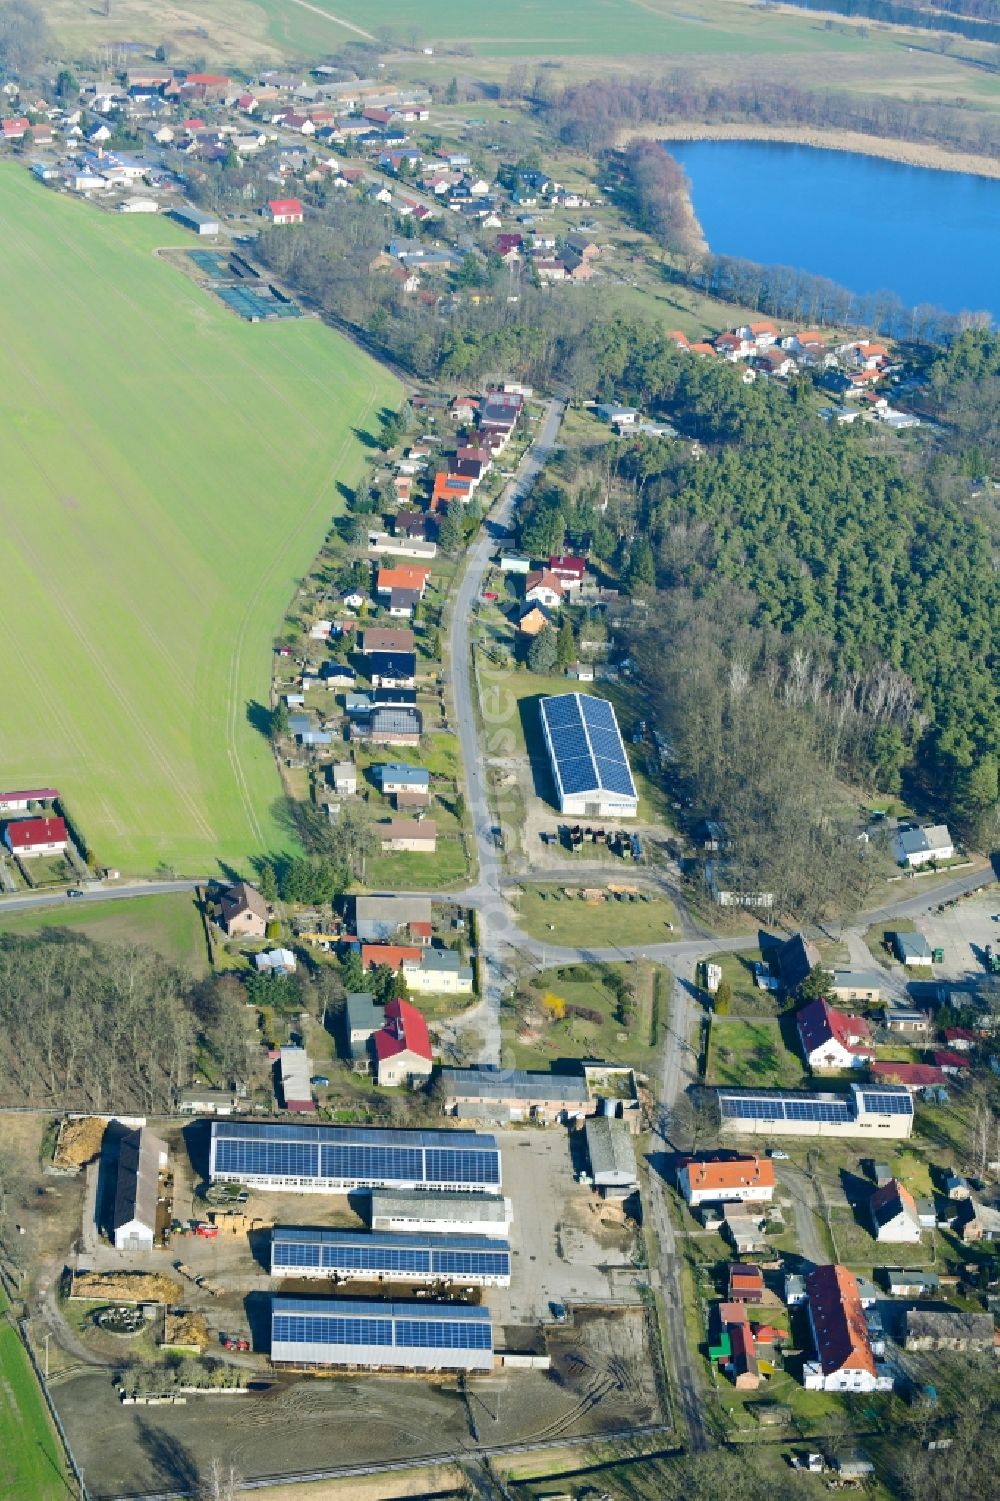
0 1295 71 1501
0 167 398 875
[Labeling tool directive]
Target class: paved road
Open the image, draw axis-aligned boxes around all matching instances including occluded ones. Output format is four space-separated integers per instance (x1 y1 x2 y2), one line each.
0 878 202 915
781 1163 828 1268
646 977 709 1452
447 396 566 1063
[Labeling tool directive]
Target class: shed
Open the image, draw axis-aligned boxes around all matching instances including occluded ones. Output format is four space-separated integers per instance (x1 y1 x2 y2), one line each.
584 1117 637 1197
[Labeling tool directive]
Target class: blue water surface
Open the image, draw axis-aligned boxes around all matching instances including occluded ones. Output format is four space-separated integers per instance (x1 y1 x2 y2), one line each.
667 140 1000 322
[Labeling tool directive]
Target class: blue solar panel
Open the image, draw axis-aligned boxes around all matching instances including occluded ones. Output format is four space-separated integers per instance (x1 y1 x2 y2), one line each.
394 1319 492 1350
596 757 637 797
273 1314 394 1346
434 1249 510 1277
320 1143 424 1182
216 1139 318 1177
425 1148 501 1186
541 696 580 727
580 695 616 731
861 1092 913 1116
540 693 636 804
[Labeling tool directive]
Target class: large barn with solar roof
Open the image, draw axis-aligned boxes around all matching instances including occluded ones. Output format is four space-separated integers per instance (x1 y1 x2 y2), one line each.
539 693 638 818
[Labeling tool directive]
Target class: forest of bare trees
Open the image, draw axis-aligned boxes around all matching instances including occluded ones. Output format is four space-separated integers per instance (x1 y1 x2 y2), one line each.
542 74 1000 158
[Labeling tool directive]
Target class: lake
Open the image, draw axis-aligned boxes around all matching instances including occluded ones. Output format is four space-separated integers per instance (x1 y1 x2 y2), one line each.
667 140 1000 323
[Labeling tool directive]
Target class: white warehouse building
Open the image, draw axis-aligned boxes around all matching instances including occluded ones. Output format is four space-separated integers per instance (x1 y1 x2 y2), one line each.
270 1226 511 1285
539 693 638 818
369 1189 513 1239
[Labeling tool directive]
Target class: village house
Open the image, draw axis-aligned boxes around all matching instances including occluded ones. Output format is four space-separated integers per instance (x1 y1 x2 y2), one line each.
279 1046 314 1112
266 196 304 224
374 998 433 1087
374 764 430 797
797 998 873 1071
892 823 954 868
828 970 884 1004
376 564 430 601
218 880 268 938
882 1006 931 1036
379 819 437 854
678 1155 775 1209
362 707 423 746
727 1263 765 1304
869 1180 922 1243
803 1265 890 1393
403 948 474 996
524 569 565 609
4 815 68 858
344 992 381 1060
361 626 415 655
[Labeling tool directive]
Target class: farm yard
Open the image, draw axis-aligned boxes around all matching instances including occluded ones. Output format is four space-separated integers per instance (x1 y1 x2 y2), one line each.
0 166 398 876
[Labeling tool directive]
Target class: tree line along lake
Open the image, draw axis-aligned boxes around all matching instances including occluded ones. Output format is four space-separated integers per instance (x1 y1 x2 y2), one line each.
666 140 1000 325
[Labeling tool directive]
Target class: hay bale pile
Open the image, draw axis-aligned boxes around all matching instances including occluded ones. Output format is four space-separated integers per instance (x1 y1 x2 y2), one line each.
162 1309 209 1352
71 1270 181 1304
53 1116 107 1169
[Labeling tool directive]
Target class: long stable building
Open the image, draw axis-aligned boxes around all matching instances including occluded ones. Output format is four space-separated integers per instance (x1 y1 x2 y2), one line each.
717 1083 914 1140
270 1296 494 1372
209 1121 501 1194
369 1189 513 1238
270 1226 511 1286
539 693 638 818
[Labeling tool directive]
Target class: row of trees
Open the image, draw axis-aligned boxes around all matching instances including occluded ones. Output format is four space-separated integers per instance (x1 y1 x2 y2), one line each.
541 73 1000 158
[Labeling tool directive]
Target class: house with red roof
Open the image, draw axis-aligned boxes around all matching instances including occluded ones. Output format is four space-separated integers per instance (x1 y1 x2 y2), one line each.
4 816 68 858
547 555 587 590
0 788 59 813
524 569 565 609
2 116 30 140
679 1155 775 1208
942 1027 977 1052
797 998 872 1072
266 197 303 225
373 998 433 1087
869 1061 944 1088
932 1050 971 1075
360 943 423 972
715 331 753 361
803 1264 888 1392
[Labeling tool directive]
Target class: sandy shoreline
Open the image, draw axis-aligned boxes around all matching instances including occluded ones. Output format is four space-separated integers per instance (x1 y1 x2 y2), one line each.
616 122 1000 180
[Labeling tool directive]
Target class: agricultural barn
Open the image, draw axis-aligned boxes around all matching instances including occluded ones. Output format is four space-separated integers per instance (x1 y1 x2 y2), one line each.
170 204 220 235
539 694 638 818
4 815 68 857
369 1189 513 1239
718 1084 914 1140
585 1117 638 1198
106 1125 167 1252
209 1120 501 1194
270 1226 511 1285
270 1296 493 1371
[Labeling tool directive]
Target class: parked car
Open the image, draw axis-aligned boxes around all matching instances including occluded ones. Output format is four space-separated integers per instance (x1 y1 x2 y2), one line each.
768 1149 790 1161
310 1075 330 1087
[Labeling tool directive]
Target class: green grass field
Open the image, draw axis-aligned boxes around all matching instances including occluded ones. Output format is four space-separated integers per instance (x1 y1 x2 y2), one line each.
0 1297 71 1501
706 1016 807 1090
513 886 680 947
0 167 398 876
0 892 210 974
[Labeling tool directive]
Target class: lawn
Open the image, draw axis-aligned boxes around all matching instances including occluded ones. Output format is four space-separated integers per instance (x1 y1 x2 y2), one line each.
504 959 660 1070
0 1295 71 1501
705 1017 807 1090
0 892 211 976
512 886 680 947
0 166 398 877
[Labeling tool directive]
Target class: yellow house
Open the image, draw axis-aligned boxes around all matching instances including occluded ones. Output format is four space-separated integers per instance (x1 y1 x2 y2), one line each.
403 949 474 995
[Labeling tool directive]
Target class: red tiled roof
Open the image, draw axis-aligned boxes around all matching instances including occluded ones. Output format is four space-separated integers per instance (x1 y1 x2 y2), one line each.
373 998 432 1062
943 1027 977 1045
360 943 422 971
269 197 302 216
806 1264 876 1378
5 816 67 850
728 1263 764 1294
185 73 229 86
685 1156 775 1194
797 998 871 1059
0 788 59 803
870 1061 944 1087
932 1050 971 1069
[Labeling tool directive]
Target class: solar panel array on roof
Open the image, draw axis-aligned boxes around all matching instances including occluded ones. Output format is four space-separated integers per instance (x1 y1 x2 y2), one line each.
719 1091 853 1124
270 1296 493 1369
539 694 637 811
210 1121 500 1193
859 1091 914 1117
270 1227 511 1283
